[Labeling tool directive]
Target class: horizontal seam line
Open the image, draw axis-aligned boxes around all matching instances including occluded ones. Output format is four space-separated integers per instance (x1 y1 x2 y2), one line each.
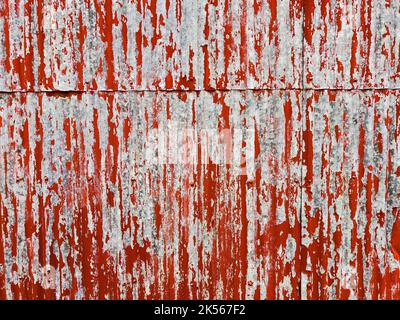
1 88 400 94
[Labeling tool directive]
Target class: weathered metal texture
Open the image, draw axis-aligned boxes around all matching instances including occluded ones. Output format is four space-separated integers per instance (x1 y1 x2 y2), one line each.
0 1 400 301
0 0 303 91
304 0 400 89
301 90 400 299
0 91 302 299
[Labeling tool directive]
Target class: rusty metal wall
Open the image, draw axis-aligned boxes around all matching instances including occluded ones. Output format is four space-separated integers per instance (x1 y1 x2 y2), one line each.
0 1 399 300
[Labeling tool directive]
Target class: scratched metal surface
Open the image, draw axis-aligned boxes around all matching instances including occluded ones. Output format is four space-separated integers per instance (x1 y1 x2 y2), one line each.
0 1 399 300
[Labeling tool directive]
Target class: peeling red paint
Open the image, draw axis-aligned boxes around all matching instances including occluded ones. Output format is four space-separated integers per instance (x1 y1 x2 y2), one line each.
301 90 400 300
0 1 400 301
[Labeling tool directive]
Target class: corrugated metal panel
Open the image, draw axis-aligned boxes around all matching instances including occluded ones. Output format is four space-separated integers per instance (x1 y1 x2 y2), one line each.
0 91 302 299
0 0 303 91
0 1 399 300
301 90 400 299
304 0 400 89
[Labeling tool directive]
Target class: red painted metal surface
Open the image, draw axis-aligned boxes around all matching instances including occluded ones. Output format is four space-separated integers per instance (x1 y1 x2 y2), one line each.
0 1 399 300
304 0 400 89
0 0 303 91
301 90 400 299
0 91 302 299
